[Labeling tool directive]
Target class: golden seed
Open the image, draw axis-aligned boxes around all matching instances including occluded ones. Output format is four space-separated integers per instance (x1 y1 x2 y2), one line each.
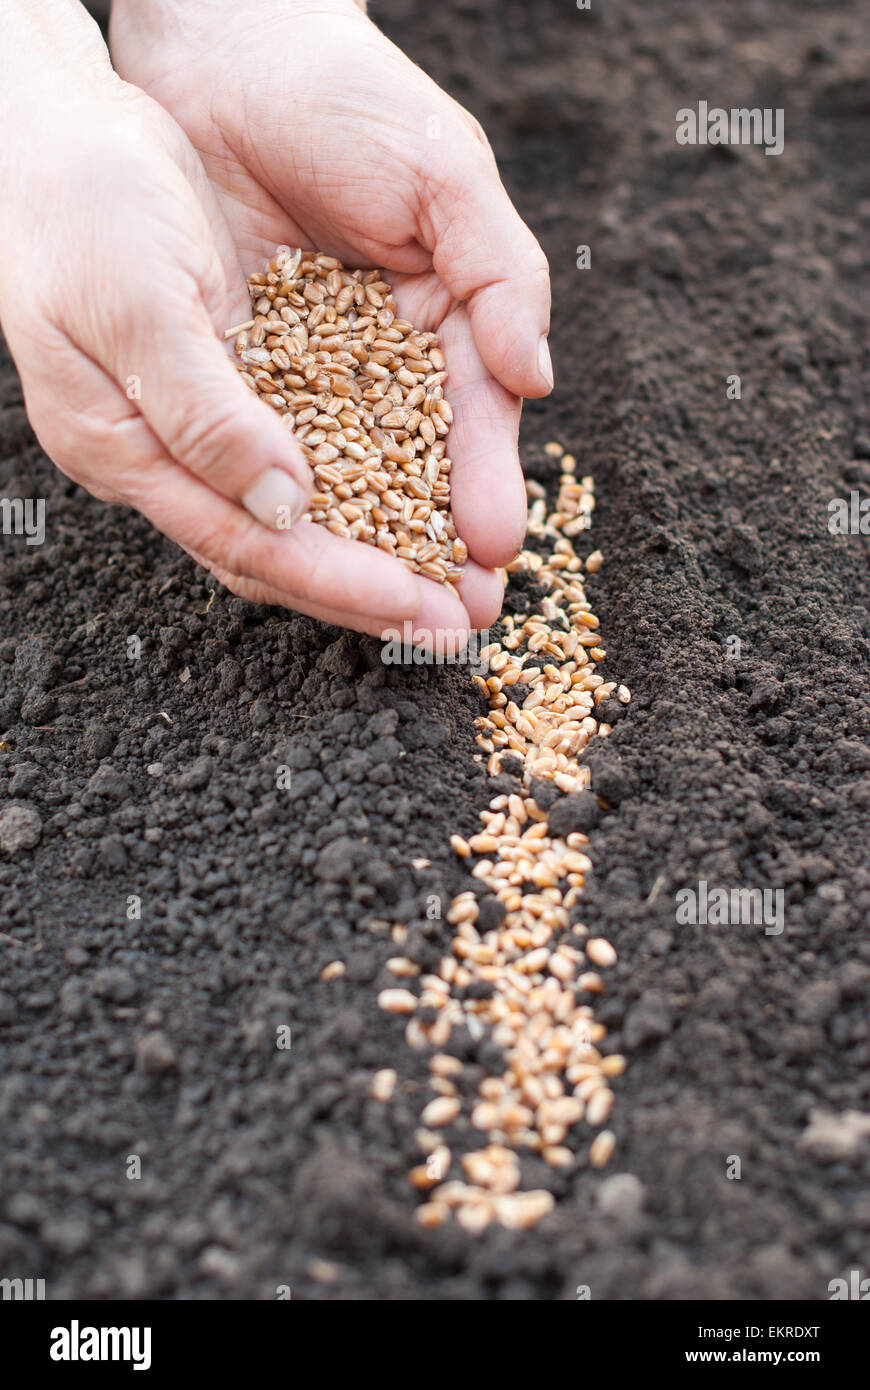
232 248 462 588
421 1097 462 1128
586 938 618 968
415 1202 448 1228
600 1054 627 1078
586 1088 614 1126
378 989 418 1015
589 1130 616 1168
430 1053 463 1077
391 444 629 1230
405 1019 428 1049
497 1190 555 1229
457 1203 494 1234
370 1069 397 1102
410 1145 450 1190
386 957 420 978
446 897 479 925
469 833 500 854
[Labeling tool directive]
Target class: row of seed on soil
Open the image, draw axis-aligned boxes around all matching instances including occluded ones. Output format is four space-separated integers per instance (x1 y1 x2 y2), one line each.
373 443 631 1232
228 248 466 588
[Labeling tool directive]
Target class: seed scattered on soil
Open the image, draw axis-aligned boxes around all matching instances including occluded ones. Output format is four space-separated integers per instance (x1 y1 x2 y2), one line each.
386 956 420 978
376 440 629 1230
586 938 618 968
377 988 418 1015
370 1069 398 1103
231 247 464 589
590 1130 617 1168
421 1096 462 1128
320 960 345 981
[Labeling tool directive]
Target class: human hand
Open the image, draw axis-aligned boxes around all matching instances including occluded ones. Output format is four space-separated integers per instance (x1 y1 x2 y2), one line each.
0 1 479 640
109 0 553 633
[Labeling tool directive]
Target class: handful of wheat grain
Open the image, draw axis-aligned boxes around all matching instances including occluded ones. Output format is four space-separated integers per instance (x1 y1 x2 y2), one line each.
228 247 466 590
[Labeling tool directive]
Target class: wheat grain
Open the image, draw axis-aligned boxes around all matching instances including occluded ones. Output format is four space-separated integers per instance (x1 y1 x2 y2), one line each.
368 440 632 1230
230 248 463 586
370 1069 398 1102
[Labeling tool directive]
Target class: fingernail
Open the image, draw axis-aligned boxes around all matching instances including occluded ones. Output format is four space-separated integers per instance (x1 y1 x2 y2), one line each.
242 468 309 530
538 335 554 390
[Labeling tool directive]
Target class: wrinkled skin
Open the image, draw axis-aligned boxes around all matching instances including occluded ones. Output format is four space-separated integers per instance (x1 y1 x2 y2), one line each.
0 0 551 641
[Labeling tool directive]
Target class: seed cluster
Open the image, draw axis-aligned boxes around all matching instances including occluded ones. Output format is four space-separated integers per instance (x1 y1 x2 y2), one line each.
376 443 630 1232
229 248 465 587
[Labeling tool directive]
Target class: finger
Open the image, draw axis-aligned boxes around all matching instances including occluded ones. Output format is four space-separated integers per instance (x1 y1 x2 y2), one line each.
454 558 506 633
177 521 473 647
139 300 315 530
134 450 428 628
26 342 425 629
72 233 315 532
435 304 526 569
132 460 429 627
194 556 502 650
185 550 472 647
418 139 552 398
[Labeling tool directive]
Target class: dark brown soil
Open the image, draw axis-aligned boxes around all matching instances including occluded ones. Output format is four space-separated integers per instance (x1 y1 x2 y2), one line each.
1 0 869 1300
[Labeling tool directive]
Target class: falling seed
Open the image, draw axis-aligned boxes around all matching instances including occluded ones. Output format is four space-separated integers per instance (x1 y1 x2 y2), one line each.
405 1019 428 1049
577 971 604 993
428 1144 452 1179
542 1146 574 1168
471 1101 500 1131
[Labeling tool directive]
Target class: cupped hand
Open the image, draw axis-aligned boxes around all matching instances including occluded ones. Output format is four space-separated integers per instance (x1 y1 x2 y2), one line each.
109 0 553 632
0 26 476 642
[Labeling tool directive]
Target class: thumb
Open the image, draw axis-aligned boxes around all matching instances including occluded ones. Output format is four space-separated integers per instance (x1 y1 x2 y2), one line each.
112 290 313 530
421 137 553 398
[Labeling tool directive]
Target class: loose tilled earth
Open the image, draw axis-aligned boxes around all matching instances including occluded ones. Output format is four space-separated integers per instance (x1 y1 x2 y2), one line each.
1 0 869 1300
